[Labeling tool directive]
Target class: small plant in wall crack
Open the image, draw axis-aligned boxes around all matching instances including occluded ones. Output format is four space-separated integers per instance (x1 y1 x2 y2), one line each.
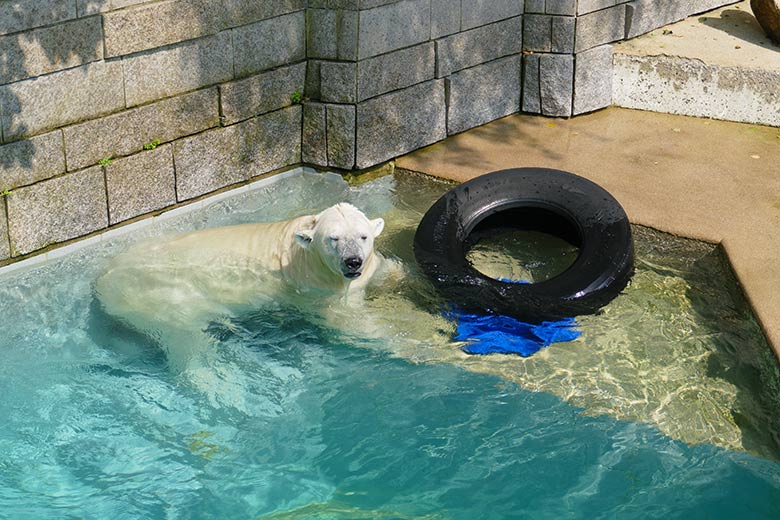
290 91 303 104
99 156 113 167
1 187 11 197
143 138 161 150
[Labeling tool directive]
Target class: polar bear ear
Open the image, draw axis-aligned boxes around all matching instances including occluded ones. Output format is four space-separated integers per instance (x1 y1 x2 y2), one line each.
295 229 314 249
371 218 385 237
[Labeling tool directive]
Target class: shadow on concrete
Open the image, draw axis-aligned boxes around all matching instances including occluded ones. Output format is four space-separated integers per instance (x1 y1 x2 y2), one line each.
699 8 780 49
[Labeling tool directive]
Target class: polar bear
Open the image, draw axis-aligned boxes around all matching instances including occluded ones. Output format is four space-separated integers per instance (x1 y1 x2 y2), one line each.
95 203 395 369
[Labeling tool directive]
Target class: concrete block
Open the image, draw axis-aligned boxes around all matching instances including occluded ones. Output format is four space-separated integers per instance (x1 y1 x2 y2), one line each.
575 4 626 52
577 0 617 15
77 0 150 16
307 0 360 7
0 61 125 141
522 53 541 113
0 131 65 189
0 198 9 260
305 59 324 99
103 0 214 57
321 62 357 103
357 43 435 101
221 0 305 27
239 105 302 177
306 9 359 60
447 55 521 135
573 44 613 115
462 0 524 30
173 125 242 201
103 0 305 57
624 0 728 39
123 32 233 107
432 0 461 38
6 166 107 255
220 63 306 125
233 12 306 78
306 9 336 59
106 145 176 224
436 16 523 77
302 102 328 166
357 0 430 59
539 53 573 116
356 80 446 169
174 106 301 200
0 16 103 85
546 0 576 15
0 0 76 36
64 88 219 170
360 0 401 7
523 14 552 52
525 0 546 14
551 14 575 53
327 104 355 169
612 54 780 127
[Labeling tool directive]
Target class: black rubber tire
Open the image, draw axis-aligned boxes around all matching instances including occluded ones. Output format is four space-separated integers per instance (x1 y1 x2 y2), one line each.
413 168 634 322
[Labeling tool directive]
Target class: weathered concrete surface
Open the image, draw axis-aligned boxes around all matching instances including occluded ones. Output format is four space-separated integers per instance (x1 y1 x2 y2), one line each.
356 80 446 169
357 42 435 101
447 55 521 135
232 12 306 78
301 102 327 166
77 0 154 16
0 200 9 260
575 4 626 52
0 131 65 189
306 8 359 60
326 104 356 169
614 1 780 127
625 0 737 39
6 166 107 256
539 53 573 116
174 106 301 200
435 16 523 77
64 88 219 170
0 0 76 35
397 107 780 359
357 0 430 59
122 32 233 107
0 16 103 84
103 0 304 57
574 44 613 115
461 0 524 30
220 63 305 124
105 145 176 224
0 61 125 140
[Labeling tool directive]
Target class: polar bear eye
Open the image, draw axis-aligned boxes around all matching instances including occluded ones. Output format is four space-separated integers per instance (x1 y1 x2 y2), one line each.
329 236 339 242
360 235 368 241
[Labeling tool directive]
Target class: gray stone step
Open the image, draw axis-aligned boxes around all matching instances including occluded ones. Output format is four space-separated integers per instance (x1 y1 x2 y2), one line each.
612 1 780 127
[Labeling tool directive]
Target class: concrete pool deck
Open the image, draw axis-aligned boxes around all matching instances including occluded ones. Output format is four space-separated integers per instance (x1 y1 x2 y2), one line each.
396 107 780 361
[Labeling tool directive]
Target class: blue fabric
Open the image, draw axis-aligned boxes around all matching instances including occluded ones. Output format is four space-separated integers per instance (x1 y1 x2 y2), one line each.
450 279 581 357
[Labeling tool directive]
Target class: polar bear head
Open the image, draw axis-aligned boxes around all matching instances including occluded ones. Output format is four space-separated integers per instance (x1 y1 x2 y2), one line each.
294 203 385 280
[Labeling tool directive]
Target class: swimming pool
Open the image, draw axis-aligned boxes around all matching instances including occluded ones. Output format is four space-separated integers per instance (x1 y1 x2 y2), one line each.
1 169 779 519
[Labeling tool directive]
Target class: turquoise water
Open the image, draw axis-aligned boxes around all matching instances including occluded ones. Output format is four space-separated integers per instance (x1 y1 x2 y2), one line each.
1 170 779 519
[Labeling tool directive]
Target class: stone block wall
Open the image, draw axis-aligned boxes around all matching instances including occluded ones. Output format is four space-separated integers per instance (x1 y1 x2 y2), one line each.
304 0 525 169
0 0 736 264
521 0 735 117
0 0 307 260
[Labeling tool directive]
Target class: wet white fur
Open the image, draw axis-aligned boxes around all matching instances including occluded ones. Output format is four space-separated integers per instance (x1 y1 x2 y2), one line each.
96 203 393 370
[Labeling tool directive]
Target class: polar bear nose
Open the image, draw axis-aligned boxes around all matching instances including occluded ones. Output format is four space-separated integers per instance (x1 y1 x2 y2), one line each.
344 256 363 271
